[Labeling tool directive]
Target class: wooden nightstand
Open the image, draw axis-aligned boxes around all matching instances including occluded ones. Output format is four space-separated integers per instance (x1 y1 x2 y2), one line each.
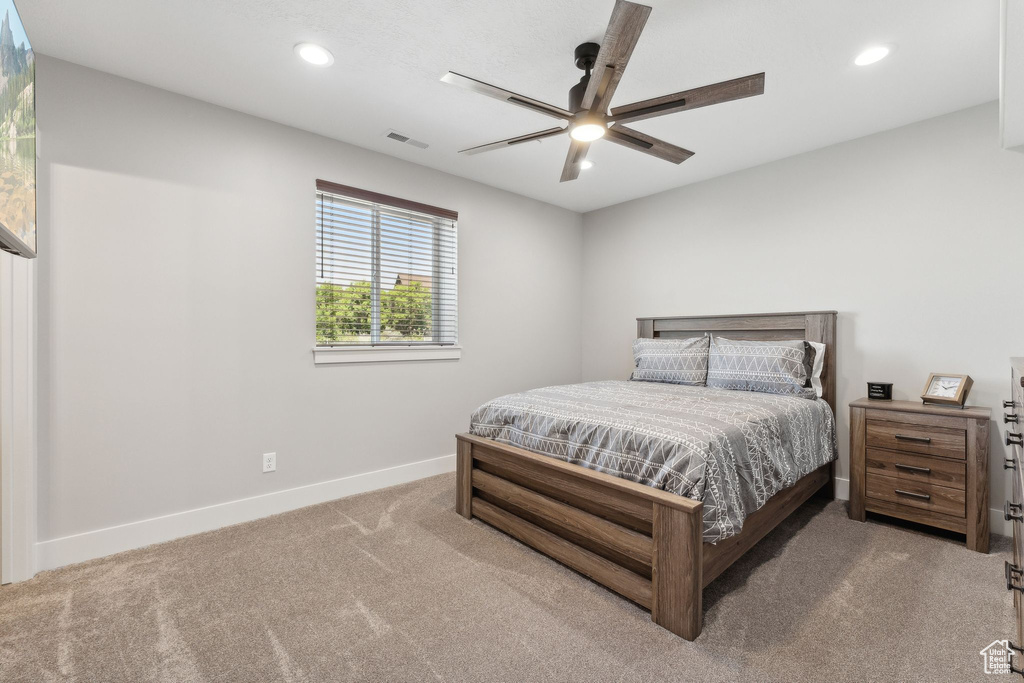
849 398 991 553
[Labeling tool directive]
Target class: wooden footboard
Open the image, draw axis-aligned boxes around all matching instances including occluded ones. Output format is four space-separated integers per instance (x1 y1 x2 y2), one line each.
456 433 831 641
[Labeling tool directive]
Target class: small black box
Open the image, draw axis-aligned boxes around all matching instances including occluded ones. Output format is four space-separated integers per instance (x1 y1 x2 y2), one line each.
867 382 893 401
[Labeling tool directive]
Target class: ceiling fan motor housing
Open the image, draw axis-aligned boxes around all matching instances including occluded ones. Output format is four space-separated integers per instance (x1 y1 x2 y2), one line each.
569 42 601 112
440 0 766 184
568 75 589 113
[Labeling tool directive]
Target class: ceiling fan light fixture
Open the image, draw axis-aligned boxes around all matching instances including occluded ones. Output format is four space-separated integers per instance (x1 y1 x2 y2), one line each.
854 45 890 66
440 1 766 183
295 43 335 67
570 121 606 142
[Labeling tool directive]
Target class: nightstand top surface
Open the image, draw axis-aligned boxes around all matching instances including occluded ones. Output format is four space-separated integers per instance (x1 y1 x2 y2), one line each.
849 397 991 420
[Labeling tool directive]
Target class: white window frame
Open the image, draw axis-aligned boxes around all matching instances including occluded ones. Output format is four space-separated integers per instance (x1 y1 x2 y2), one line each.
313 181 459 365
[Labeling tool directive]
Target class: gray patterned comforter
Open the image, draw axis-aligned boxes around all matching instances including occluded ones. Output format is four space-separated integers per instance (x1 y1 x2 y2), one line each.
469 380 837 543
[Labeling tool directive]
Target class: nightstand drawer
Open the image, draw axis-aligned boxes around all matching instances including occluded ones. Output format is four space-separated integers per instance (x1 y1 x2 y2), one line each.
866 419 966 460
1015 462 1024 647
1016 520 1024 648
1016 447 1023 507
865 473 965 517
865 448 965 489
1014 449 1023 527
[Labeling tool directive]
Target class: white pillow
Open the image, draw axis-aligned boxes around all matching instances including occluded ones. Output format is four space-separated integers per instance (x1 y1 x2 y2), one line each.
809 341 826 398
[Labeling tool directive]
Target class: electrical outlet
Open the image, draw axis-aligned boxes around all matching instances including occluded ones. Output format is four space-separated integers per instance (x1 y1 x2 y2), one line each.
263 452 276 473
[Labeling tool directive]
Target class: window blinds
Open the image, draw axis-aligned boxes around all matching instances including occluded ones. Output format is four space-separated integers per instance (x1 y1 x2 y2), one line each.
315 180 458 347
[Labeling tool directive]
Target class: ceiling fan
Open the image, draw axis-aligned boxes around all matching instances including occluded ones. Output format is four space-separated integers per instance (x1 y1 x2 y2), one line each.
440 0 765 182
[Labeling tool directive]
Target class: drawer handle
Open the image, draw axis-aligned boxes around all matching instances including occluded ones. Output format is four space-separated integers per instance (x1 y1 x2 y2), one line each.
1007 400 1017 409
1009 432 1024 447
1006 500 1024 522
894 463 931 474
1007 561 1024 592
894 434 931 444
895 488 930 501
1007 458 1018 471
1009 413 1021 424
1012 655 1024 677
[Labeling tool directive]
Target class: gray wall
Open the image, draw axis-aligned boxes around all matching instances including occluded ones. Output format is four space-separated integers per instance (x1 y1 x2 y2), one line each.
35 57 583 541
581 102 1024 503
34 55 1024 550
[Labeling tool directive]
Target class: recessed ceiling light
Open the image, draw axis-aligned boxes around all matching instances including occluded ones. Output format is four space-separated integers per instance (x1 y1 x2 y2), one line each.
854 45 890 66
295 43 334 67
580 160 594 170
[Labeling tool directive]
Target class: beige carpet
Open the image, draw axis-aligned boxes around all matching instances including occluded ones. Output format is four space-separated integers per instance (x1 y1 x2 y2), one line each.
0 473 1012 682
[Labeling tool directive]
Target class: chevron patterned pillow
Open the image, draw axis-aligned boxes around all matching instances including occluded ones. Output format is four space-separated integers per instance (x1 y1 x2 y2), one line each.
630 336 709 385
707 336 817 398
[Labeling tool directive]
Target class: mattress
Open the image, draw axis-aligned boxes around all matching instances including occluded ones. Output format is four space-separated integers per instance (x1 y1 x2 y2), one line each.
469 380 837 543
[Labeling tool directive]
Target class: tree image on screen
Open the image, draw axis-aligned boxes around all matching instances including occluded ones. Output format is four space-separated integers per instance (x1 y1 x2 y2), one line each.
0 1 34 257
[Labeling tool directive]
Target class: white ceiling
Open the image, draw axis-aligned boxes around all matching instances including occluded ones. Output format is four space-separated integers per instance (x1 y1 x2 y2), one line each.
20 0 999 213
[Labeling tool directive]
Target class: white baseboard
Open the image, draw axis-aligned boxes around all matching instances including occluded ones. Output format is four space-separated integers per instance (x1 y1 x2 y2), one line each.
832 476 1011 537
834 476 850 501
35 453 455 573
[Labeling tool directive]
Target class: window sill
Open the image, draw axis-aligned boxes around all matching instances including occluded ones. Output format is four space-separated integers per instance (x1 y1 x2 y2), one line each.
313 345 462 365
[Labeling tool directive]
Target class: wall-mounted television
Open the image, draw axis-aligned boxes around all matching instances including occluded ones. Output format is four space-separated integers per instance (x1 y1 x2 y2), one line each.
0 0 34 258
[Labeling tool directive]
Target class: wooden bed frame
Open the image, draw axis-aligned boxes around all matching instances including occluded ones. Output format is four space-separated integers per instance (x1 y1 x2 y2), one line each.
455 311 837 640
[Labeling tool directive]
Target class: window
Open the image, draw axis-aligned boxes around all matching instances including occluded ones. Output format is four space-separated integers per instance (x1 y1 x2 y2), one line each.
314 180 458 363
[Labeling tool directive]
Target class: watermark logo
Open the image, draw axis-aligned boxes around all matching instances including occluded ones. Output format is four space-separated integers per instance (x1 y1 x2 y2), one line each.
980 640 1012 675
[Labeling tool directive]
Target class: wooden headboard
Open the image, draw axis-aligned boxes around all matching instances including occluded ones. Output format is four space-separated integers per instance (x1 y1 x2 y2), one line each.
636 311 838 414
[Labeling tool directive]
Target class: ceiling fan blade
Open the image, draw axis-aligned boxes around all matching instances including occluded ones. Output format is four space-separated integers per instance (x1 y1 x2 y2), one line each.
559 139 591 182
582 1 652 114
608 72 765 125
459 127 567 155
605 125 694 164
441 72 574 121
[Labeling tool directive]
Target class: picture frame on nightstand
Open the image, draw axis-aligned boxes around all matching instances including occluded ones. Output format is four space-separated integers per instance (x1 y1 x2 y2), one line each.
921 373 973 407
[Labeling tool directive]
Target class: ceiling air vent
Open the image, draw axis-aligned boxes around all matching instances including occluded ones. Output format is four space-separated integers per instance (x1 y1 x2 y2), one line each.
384 129 429 150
